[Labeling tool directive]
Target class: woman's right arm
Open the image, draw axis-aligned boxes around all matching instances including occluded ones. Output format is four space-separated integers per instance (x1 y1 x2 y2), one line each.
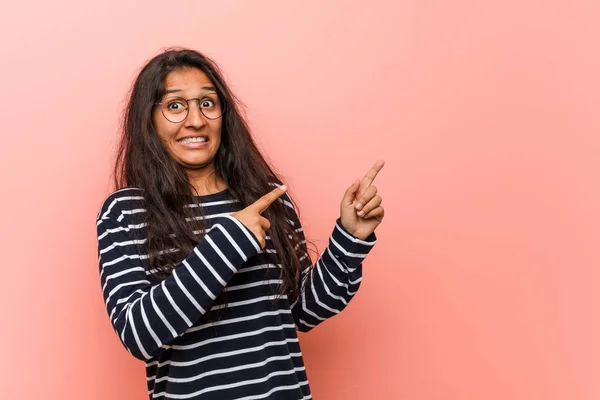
97 198 261 361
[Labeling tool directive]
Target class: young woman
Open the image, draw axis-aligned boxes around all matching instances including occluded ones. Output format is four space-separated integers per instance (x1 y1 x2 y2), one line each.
96 48 385 400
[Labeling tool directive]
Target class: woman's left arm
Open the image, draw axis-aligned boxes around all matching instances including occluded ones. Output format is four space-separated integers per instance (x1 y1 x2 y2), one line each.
288 161 385 332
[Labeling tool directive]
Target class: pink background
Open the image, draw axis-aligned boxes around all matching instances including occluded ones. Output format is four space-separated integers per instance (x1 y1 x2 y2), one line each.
1 1 599 399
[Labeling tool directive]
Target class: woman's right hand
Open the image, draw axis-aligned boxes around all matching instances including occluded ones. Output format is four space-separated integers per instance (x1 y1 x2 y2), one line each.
231 185 288 249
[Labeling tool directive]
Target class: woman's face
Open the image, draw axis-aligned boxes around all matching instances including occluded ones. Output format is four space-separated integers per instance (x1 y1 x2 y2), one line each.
153 68 223 173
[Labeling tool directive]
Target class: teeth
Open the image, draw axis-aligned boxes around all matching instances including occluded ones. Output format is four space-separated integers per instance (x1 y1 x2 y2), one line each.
179 137 207 144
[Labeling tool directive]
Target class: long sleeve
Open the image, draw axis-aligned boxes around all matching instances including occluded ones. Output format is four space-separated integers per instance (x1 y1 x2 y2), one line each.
282 196 377 332
96 197 260 361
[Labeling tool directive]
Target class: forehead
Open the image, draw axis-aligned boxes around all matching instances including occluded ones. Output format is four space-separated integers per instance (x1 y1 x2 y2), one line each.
163 68 214 92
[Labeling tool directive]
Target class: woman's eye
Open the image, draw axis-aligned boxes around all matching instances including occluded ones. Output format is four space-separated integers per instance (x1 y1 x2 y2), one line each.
201 99 215 108
167 101 185 111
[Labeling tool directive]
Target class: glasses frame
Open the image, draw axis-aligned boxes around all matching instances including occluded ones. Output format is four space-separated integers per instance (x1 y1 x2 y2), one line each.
155 93 225 123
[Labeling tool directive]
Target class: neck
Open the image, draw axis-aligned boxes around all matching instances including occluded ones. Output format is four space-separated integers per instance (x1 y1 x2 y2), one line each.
187 164 227 196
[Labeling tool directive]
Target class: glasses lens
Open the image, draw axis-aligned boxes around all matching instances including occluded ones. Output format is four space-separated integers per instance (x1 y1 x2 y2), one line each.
161 97 188 123
199 93 223 120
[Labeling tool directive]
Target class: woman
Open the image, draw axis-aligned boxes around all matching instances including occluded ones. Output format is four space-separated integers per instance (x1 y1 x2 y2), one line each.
96 48 385 400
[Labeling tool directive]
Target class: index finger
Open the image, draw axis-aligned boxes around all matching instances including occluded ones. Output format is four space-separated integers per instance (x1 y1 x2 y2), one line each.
361 160 385 187
252 185 288 214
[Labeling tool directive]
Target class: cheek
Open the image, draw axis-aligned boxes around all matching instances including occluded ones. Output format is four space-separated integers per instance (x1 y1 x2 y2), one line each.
211 121 223 143
153 112 177 143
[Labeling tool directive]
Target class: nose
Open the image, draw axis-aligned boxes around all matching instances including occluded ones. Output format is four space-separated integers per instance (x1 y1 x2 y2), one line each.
184 99 207 129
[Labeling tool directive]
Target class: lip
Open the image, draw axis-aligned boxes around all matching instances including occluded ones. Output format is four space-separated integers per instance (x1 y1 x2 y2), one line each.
179 141 209 149
177 136 209 149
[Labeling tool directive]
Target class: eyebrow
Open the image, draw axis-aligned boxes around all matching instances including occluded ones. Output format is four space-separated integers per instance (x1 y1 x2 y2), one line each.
164 86 216 95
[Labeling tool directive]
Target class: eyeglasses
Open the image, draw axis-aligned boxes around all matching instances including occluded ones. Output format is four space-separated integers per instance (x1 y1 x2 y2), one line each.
155 92 224 123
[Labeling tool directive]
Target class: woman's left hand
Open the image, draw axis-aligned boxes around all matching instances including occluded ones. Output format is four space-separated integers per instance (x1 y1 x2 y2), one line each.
340 160 385 240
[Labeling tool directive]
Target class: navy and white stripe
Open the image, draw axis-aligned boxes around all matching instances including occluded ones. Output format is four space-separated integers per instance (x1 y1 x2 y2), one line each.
97 187 376 399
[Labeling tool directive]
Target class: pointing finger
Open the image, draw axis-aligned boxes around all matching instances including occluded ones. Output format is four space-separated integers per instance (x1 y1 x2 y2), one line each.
361 160 385 188
252 185 288 214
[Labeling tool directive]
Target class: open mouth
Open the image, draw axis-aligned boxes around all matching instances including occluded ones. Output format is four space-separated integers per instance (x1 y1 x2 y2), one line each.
178 136 208 144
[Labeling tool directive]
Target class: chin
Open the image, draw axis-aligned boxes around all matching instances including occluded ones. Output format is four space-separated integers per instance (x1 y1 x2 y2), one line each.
182 158 215 169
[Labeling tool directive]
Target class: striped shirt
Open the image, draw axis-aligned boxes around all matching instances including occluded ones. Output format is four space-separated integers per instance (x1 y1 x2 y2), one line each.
96 187 376 399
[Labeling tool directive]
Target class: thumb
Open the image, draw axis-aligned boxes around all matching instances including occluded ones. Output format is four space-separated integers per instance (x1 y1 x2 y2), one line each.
342 179 361 206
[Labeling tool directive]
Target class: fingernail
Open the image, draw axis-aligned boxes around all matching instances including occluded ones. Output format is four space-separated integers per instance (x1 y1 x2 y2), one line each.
357 210 365 216
280 185 287 191
355 203 363 210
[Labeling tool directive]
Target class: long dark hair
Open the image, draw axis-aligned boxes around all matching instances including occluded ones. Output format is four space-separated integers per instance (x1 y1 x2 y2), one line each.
114 48 305 300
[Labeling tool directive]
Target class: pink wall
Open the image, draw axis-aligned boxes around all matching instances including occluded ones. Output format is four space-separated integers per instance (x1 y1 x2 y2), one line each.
1 1 599 399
